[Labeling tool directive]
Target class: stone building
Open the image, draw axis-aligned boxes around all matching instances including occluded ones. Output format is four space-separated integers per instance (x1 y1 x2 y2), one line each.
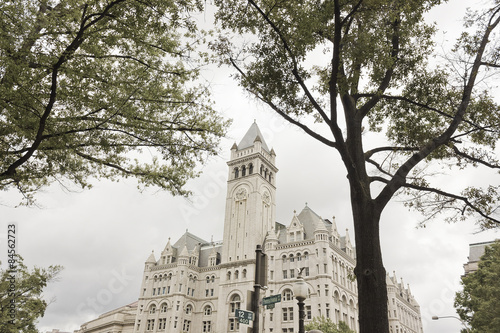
463 240 498 276
75 122 423 333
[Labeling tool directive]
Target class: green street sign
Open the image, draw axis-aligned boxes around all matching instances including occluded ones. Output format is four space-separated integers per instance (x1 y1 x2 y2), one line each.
262 294 281 306
235 309 254 324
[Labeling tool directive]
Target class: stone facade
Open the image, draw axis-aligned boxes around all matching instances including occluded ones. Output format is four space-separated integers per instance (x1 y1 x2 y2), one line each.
75 122 423 333
463 240 498 276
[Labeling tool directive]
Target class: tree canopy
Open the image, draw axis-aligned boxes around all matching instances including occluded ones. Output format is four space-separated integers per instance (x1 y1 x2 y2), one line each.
213 0 500 331
0 256 62 333
305 317 355 333
455 241 500 333
0 0 229 204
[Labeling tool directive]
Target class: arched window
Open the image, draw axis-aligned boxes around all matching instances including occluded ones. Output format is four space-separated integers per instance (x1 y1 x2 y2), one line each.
282 254 287 263
260 165 264 175
211 275 215 283
242 269 247 278
185 304 193 315
227 271 232 281
282 289 293 301
204 305 212 316
242 165 246 176
249 163 254 174
269 172 272 182
206 276 210 283
149 304 156 314
230 294 241 313
235 270 239 280
234 167 239 178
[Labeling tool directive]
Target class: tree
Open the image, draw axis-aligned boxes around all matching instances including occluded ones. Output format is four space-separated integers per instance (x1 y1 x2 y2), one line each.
0 0 229 204
305 317 355 333
212 1 500 332
455 241 500 332
0 256 63 332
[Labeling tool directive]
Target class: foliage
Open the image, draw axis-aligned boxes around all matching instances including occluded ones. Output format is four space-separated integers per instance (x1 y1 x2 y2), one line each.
212 0 500 227
0 0 229 204
305 317 355 333
213 0 500 331
455 241 500 333
0 256 63 333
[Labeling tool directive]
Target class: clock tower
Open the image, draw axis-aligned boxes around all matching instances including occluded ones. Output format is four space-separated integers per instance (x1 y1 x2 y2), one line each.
221 122 277 263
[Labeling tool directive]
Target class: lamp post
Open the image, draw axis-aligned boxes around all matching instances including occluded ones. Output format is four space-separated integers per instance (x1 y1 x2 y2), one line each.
432 315 471 333
293 270 308 333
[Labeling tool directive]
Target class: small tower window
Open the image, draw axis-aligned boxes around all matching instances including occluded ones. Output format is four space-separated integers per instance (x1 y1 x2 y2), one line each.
242 165 246 176
249 163 253 174
260 165 264 175
234 167 239 178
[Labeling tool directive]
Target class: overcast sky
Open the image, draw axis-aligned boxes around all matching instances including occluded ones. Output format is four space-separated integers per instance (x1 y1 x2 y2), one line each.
1 1 499 333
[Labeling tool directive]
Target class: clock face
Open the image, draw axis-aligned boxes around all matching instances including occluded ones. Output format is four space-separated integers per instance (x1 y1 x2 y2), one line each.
235 188 247 200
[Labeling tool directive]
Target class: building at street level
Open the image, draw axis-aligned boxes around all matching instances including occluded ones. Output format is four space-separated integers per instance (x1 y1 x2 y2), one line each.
75 122 423 333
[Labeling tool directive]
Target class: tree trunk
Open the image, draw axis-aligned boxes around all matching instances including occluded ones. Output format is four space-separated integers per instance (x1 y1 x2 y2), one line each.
351 188 389 333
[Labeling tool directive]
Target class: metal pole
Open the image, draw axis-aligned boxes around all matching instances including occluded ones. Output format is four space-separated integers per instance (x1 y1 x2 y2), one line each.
252 245 262 333
297 296 305 333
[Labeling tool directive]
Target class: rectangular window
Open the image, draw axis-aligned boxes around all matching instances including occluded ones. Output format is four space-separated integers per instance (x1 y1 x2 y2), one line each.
229 318 239 331
270 312 274 321
183 320 191 332
305 267 309 276
203 321 211 332
192 289 195 296
288 307 294 321
290 269 295 278
162 287 166 294
283 308 288 321
306 306 312 320
147 319 155 331
187 287 190 295
324 264 327 273
206 289 209 297
270 270 274 280
167 286 171 294
283 270 287 279
158 318 166 330
211 288 214 296
179 284 182 292
152 288 156 296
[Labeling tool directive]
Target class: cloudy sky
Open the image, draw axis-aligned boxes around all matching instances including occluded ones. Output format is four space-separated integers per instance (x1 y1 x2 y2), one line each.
1 1 499 333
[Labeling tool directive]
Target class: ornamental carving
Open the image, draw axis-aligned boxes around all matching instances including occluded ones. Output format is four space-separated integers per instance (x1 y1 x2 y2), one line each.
263 191 271 205
235 188 248 201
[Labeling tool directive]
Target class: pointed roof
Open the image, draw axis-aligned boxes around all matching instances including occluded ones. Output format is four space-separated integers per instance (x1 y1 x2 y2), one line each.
179 245 190 257
173 230 209 252
237 122 270 152
297 204 330 237
146 251 156 264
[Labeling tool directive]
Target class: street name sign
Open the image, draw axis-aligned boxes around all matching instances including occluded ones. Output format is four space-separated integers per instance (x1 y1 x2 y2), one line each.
262 294 281 306
235 309 254 324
